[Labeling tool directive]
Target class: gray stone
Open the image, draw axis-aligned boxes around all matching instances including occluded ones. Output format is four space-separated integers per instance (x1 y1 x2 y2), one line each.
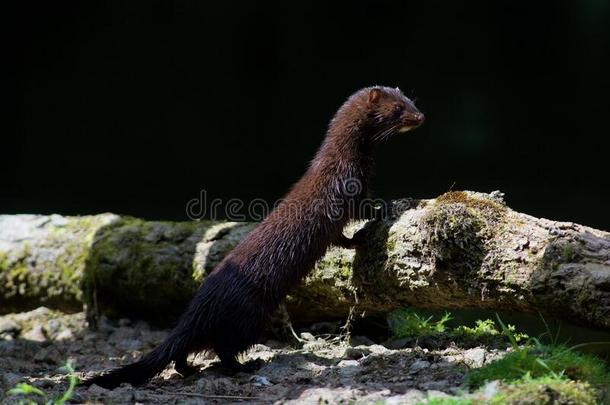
46 319 61 334
421 381 452 391
386 389 426 404
463 347 486 368
337 359 361 378
344 346 372 359
55 329 75 341
0 318 21 336
116 338 143 352
23 325 47 342
409 359 431 374
33 347 61 363
299 332 316 341
2 372 21 387
250 375 273 387
426 389 451 399
87 384 110 396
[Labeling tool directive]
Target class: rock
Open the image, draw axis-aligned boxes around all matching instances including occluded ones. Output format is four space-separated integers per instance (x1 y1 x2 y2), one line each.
421 381 452 391
463 347 486 368
344 346 372 359
250 375 273 387
20 307 52 321
386 389 426 404
97 316 115 334
55 329 75 341
116 338 143 352
0 318 21 337
33 378 54 389
426 389 451 399
206 377 242 394
46 319 61 334
483 380 501 399
2 372 21 387
33 347 62 363
409 360 431 374
336 360 361 378
286 370 313 383
193 377 208 391
299 332 316 341
368 344 390 355
105 386 135 403
23 325 47 342
87 384 110 396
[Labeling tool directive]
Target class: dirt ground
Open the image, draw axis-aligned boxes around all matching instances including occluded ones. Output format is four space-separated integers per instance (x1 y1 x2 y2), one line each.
0 307 508 404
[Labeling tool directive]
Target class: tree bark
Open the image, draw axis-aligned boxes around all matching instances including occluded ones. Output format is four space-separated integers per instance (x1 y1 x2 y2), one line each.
0 191 608 328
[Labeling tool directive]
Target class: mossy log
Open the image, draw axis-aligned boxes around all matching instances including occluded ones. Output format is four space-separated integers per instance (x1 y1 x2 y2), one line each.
1 191 609 329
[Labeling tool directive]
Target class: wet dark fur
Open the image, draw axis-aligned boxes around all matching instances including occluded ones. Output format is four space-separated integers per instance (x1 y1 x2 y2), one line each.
83 86 423 388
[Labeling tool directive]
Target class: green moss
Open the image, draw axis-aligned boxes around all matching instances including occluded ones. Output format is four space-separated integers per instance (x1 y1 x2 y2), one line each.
419 375 597 405
83 217 210 324
560 244 580 262
385 237 397 252
467 345 610 389
427 191 508 248
436 191 507 219
489 374 597 405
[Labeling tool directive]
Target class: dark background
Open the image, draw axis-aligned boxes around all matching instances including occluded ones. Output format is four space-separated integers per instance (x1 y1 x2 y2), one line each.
7 1 610 230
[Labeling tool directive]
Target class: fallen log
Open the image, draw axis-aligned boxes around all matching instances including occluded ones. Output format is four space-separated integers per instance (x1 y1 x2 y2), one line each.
0 191 608 328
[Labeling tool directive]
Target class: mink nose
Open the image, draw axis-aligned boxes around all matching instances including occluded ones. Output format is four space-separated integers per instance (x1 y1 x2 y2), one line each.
413 112 425 125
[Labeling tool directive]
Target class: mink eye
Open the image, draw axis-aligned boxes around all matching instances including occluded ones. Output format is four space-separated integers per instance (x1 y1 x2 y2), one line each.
393 104 404 115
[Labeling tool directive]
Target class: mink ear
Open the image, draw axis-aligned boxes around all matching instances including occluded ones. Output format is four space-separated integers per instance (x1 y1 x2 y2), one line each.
368 88 382 104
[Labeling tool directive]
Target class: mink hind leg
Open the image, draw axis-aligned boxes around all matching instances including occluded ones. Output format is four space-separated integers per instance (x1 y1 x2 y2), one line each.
213 336 264 375
211 317 266 374
174 353 199 377
215 350 264 374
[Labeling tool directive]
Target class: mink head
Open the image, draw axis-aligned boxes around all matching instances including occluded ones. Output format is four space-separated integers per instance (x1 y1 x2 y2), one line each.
332 86 425 144
364 86 424 140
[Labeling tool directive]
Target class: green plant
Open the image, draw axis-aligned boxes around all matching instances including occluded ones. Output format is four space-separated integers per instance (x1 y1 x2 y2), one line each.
451 318 525 343
387 309 452 338
7 362 78 405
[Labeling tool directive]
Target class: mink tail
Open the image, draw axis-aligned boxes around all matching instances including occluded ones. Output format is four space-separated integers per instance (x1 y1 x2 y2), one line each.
81 323 194 389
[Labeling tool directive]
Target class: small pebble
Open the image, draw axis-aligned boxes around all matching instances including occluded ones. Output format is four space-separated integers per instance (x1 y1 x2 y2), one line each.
299 332 316 341
250 375 273 387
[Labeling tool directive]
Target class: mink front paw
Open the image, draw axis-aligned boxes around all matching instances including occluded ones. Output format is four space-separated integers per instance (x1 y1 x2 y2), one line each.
335 229 367 249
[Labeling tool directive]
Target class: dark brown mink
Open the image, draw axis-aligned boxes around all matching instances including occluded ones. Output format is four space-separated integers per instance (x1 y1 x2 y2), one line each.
83 85 424 389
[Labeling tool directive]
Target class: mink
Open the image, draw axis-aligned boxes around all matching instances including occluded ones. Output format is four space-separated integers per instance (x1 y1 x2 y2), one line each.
83 85 424 388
